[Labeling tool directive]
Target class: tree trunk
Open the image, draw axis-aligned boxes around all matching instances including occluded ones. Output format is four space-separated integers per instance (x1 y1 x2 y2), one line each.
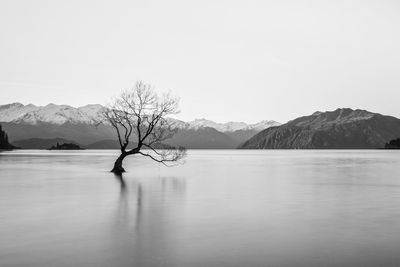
111 152 127 174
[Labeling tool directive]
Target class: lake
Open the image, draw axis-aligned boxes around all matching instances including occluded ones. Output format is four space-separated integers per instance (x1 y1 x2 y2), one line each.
1 150 400 267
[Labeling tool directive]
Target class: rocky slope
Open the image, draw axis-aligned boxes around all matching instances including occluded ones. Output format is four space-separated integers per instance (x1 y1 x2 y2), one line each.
240 108 400 149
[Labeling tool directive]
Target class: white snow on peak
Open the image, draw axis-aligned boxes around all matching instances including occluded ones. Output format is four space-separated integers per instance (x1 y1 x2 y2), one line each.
0 103 279 132
77 104 105 122
249 120 281 131
0 103 40 122
185 118 280 132
0 103 104 124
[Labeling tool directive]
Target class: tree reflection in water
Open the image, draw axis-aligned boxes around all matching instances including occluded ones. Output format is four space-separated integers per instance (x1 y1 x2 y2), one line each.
112 173 186 267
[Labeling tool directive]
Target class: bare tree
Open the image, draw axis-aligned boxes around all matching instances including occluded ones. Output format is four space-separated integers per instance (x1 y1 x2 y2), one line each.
101 82 186 174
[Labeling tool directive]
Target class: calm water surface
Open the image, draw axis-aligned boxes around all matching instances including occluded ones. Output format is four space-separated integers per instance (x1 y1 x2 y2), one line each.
1 150 400 267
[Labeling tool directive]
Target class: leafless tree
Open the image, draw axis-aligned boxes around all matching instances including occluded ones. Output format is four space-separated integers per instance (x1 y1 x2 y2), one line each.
101 82 186 174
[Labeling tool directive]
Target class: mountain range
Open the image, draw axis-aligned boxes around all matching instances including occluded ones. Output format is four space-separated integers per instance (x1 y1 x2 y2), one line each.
240 108 400 149
0 103 280 149
2 103 399 149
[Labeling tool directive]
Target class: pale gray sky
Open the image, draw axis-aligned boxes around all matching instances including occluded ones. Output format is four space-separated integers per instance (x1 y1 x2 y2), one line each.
1 0 399 123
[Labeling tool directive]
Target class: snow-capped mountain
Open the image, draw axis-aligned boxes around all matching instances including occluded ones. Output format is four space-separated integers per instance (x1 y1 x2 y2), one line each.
0 103 104 124
0 103 279 148
0 103 40 122
184 119 280 132
0 103 280 131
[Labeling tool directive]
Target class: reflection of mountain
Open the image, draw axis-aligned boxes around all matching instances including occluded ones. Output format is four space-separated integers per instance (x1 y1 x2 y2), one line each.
240 108 400 149
112 175 186 266
1 103 278 149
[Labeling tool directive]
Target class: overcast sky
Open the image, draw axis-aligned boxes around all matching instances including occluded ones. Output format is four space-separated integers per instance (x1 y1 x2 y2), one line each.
1 0 399 123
